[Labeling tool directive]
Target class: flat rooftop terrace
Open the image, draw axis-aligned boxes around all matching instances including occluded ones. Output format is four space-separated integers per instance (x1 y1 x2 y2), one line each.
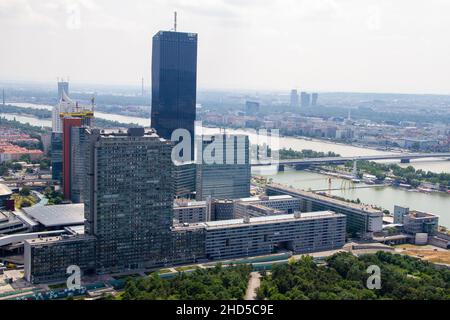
22 204 84 227
204 211 344 230
267 183 382 215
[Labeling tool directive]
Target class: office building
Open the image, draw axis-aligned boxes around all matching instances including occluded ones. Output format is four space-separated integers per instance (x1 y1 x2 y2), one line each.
170 227 206 265
301 92 311 108
51 133 63 182
173 199 208 224
70 127 89 203
173 162 196 198
394 205 410 224
25 128 179 282
403 210 439 235
196 134 251 200
266 184 383 238
204 211 346 260
57 81 69 101
234 195 301 218
245 101 260 115
151 30 197 160
62 117 82 200
210 199 235 221
151 30 198 196
24 235 96 284
311 93 318 106
83 128 174 272
52 82 92 183
290 89 299 108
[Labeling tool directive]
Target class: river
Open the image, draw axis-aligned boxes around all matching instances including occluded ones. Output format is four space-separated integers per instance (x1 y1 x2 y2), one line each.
3 103 450 227
267 169 450 228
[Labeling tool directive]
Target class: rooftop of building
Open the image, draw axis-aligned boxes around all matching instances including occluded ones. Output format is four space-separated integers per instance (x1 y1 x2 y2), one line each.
407 210 439 219
240 203 284 214
64 225 85 236
22 203 84 227
0 143 44 155
25 234 94 246
267 183 383 215
171 211 344 231
0 184 12 197
205 211 344 229
237 194 295 203
174 200 207 208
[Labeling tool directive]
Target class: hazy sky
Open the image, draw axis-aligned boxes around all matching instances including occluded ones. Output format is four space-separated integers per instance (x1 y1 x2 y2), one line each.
1 0 450 94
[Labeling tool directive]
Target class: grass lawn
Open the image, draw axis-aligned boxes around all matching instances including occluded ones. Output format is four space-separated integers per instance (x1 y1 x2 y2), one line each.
48 283 66 290
174 265 199 272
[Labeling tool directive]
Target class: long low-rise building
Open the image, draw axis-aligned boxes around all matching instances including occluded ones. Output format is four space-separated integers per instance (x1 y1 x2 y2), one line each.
24 234 96 284
203 211 346 260
266 183 383 238
25 209 346 284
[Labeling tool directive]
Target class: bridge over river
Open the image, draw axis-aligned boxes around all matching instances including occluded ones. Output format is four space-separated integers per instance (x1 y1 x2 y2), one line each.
251 152 450 169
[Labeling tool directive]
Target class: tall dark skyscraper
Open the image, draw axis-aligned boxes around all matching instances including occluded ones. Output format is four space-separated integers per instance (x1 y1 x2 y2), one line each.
151 30 198 160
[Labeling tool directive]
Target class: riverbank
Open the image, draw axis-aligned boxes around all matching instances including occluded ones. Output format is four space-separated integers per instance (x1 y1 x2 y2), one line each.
259 169 450 228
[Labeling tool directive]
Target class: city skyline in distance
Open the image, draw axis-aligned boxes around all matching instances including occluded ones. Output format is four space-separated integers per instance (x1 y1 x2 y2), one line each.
1 0 450 95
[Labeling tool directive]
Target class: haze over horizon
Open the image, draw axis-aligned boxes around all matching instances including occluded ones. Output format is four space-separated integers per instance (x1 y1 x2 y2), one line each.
1 0 450 95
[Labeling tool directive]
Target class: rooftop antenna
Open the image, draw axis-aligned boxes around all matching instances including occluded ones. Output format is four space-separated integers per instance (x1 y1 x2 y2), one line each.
174 11 177 32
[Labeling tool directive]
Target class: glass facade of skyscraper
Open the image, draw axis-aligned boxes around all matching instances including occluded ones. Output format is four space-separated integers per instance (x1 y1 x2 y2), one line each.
151 31 197 160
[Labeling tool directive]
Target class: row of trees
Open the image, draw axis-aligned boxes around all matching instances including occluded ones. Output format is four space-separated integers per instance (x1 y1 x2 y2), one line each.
345 161 450 188
43 187 64 205
119 264 251 300
279 148 340 159
257 252 450 300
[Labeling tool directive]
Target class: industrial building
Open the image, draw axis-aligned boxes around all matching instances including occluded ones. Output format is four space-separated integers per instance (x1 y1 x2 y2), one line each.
266 184 383 238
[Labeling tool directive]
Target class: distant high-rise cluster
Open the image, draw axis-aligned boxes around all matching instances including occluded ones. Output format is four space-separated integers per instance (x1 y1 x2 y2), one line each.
290 90 318 108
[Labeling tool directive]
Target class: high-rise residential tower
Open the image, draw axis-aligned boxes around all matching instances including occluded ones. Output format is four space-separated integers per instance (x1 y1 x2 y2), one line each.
290 89 299 108
52 81 93 184
301 91 311 108
62 117 82 201
84 128 175 272
57 81 69 101
311 93 318 106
